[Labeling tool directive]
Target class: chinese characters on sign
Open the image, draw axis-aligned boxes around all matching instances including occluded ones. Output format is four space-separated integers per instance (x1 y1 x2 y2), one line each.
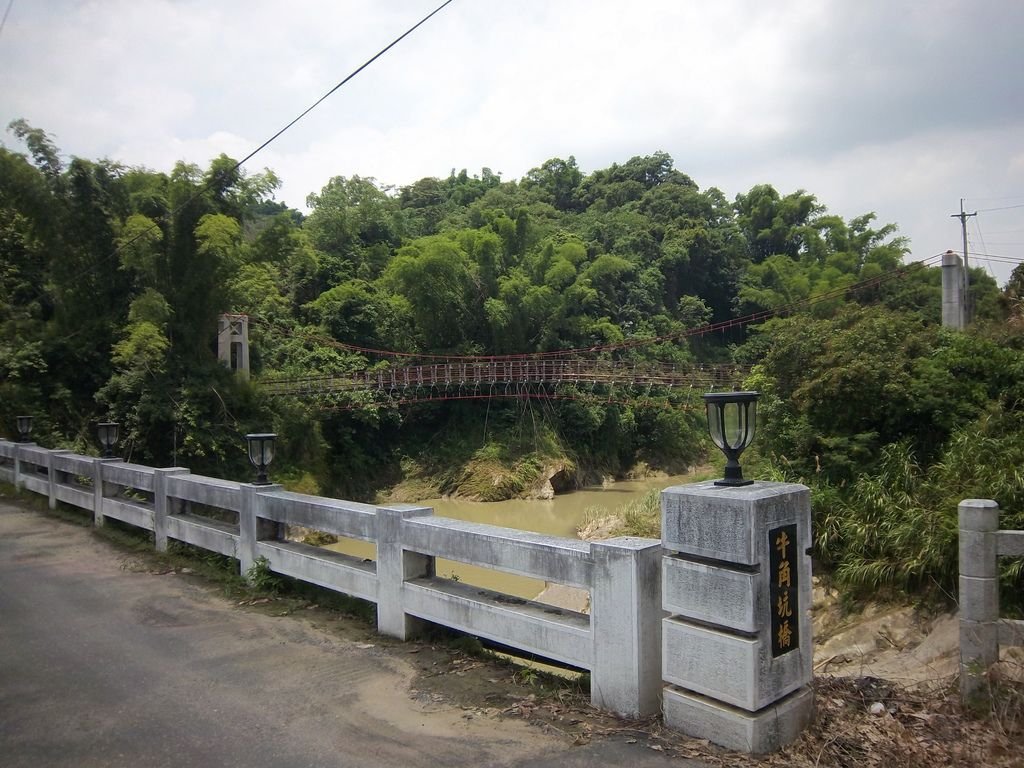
769 523 799 657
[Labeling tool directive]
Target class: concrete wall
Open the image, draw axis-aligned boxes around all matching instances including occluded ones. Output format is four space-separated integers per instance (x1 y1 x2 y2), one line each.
0 439 661 719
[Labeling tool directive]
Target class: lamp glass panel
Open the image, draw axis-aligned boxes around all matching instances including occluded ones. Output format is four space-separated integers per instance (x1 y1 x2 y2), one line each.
247 438 261 467
706 402 725 451
745 401 757 447
98 422 119 448
721 400 756 451
246 434 276 467
723 402 743 450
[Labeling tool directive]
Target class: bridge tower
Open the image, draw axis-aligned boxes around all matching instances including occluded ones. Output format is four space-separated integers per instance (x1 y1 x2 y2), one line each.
218 313 250 380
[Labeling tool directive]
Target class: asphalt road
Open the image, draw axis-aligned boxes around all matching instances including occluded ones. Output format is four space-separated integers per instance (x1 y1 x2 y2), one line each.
0 500 701 768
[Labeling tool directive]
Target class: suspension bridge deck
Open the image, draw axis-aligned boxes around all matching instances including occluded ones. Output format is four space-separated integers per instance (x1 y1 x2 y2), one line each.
261 359 749 397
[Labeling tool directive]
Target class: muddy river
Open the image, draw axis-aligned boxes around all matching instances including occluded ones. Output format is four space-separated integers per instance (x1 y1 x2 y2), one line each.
325 475 690 600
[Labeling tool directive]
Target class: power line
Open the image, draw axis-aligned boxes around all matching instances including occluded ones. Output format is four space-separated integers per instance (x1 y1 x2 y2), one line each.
0 0 14 40
974 203 1024 213
971 217 995 279
962 252 1024 265
228 0 455 176
87 0 458 277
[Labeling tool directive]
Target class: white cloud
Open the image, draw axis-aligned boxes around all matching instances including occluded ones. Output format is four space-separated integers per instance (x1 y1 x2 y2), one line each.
1 0 1021 284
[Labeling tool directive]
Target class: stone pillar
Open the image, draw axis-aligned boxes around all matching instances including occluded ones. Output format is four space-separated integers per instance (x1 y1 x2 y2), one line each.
239 484 283 577
589 537 663 717
218 313 250 380
942 250 965 330
46 450 72 509
661 481 814 754
153 467 190 552
375 505 434 640
91 457 122 527
958 498 1000 701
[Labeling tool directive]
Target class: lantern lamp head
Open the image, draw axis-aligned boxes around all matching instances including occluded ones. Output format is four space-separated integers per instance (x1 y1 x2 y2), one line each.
245 433 277 485
703 391 760 487
97 422 120 459
16 415 33 443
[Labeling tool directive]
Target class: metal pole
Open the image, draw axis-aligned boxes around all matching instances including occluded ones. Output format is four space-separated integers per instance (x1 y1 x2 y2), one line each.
951 200 977 325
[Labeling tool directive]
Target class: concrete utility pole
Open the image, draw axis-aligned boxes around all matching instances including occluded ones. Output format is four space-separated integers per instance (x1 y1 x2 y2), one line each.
950 199 977 324
942 250 965 329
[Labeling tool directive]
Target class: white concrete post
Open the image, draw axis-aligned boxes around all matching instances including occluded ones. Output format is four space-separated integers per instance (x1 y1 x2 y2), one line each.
942 250 966 330
958 498 1000 701
375 505 434 640
589 537 663 717
153 467 190 552
91 457 122 527
239 484 283 577
660 481 815 754
13 442 30 491
45 450 72 509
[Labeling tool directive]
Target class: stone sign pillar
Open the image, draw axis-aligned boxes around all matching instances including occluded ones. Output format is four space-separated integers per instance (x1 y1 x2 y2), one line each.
660 481 814 754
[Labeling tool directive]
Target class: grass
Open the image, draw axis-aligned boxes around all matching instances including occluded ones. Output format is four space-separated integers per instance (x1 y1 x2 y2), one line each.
806 408 1024 607
577 463 718 540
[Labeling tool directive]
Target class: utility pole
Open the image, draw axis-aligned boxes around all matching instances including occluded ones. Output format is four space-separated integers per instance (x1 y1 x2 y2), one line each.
951 199 977 324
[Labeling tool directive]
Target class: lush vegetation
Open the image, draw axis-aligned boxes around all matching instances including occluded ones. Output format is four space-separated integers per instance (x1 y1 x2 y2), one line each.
2 120 1022 602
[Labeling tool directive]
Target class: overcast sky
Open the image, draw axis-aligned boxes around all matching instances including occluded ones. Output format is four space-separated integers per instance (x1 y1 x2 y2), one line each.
2 0 1022 285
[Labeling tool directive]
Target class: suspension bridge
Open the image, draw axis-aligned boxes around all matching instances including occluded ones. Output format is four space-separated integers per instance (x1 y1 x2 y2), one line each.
260 359 749 398
250 256 940 408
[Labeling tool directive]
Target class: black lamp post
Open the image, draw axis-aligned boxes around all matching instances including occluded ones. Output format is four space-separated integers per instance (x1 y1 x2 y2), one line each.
703 391 759 487
245 433 277 486
97 422 120 459
16 415 33 443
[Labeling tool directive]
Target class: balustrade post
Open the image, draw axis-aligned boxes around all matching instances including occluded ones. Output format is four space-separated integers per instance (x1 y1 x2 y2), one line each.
153 467 190 552
13 442 28 492
589 537 663 717
959 499 1000 701
46 449 72 509
91 456 122 527
375 505 434 640
239 483 283 577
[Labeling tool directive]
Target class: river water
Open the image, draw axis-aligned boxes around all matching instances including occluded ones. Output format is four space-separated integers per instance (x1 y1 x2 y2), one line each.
325 474 690 600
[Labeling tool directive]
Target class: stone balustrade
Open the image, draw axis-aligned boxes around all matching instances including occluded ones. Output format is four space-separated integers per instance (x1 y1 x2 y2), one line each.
0 438 661 719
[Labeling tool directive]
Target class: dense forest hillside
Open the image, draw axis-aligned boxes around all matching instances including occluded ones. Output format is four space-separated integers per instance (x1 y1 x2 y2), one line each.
2 121 1022 599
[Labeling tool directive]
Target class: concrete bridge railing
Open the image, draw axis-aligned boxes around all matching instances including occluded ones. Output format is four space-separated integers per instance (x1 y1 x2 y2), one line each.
0 439 660 718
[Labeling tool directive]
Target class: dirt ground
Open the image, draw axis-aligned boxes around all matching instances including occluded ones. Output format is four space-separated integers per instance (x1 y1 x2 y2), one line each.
405 594 1024 768
165 558 1024 767
4 494 1022 767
